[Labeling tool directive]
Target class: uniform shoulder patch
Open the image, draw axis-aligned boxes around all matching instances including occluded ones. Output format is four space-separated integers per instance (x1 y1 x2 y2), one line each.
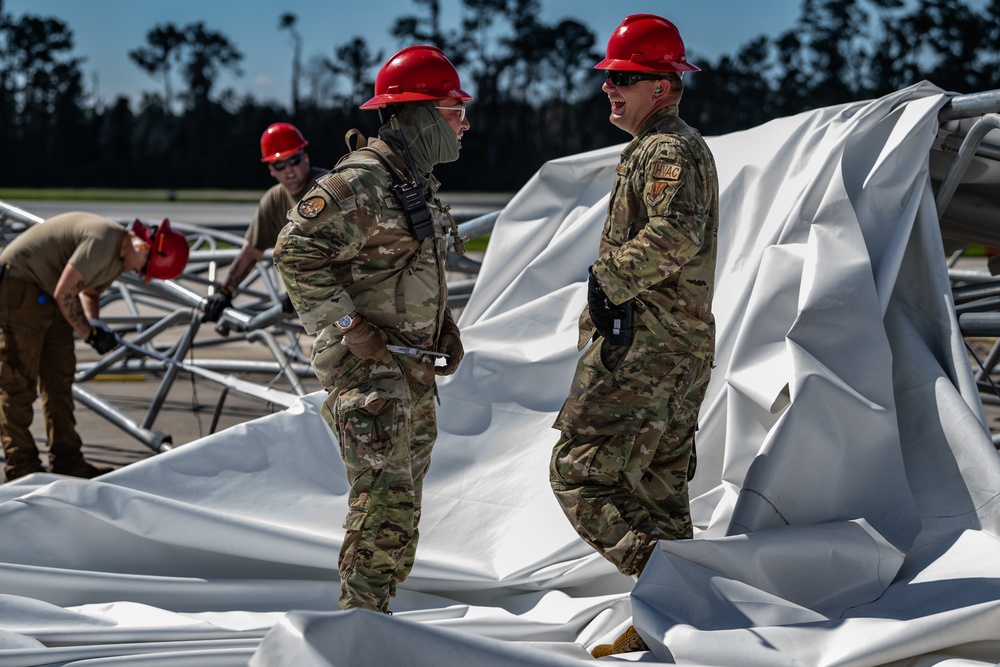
644 171 683 207
317 171 362 211
297 196 325 218
650 161 683 181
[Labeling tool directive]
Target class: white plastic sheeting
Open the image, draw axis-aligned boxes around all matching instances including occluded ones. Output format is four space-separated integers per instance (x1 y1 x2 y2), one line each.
2 81 1000 666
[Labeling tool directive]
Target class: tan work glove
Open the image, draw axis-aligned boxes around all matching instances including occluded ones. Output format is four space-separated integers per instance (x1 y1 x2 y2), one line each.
343 319 392 364
435 313 464 376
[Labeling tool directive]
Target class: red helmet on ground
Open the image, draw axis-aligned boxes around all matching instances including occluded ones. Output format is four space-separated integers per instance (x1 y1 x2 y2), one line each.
132 218 190 283
360 45 473 109
595 14 700 73
260 122 308 163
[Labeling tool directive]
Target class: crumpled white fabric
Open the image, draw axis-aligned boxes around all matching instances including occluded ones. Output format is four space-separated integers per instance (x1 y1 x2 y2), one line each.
1 81 999 667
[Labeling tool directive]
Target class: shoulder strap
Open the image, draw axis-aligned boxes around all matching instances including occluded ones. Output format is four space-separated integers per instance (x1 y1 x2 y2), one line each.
333 139 411 188
344 128 367 152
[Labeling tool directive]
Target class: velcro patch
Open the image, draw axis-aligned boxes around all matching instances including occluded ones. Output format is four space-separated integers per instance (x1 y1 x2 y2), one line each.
651 162 683 181
318 172 361 211
297 197 326 218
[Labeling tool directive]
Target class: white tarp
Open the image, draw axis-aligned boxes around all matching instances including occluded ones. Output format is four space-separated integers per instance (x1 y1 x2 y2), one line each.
2 81 1000 666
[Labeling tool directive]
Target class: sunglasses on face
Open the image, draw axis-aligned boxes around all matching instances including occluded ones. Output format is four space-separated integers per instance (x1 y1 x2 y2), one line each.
434 104 467 121
605 71 668 87
271 152 304 171
138 231 157 276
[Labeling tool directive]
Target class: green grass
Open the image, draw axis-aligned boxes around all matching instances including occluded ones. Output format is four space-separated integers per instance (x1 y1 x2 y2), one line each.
961 245 993 257
464 235 489 252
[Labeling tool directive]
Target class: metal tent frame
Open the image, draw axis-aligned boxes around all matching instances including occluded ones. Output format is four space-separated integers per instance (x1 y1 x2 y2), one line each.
0 201 498 452
933 90 1000 444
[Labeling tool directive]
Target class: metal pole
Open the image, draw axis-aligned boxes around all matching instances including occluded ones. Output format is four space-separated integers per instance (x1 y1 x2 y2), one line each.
939 90 1000 122
935 114 1000 220
72 384 172 453
246 329 307 395
141 315 203 429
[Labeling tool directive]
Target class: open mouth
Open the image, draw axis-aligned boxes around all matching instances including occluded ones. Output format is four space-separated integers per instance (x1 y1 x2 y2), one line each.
610 98 625 115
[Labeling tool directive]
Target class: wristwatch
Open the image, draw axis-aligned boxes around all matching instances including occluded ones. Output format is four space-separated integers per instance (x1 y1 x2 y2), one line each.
336 312 357 331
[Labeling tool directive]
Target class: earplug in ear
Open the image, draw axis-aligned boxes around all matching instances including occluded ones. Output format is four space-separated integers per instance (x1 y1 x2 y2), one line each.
655 87 662 93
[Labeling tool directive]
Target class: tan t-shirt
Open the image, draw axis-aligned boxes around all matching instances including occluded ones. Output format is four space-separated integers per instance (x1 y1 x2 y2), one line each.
0 211 126 296
246 166 328 251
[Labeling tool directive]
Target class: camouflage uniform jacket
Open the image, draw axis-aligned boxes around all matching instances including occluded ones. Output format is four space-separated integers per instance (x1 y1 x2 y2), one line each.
583 104 719 358
274 137 454 386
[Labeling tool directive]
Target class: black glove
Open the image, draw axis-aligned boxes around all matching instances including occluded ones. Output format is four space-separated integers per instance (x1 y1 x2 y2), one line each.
85 325 118 354
203 287 233 323
588 268 634 347
435 313 464 376
281 293 295 314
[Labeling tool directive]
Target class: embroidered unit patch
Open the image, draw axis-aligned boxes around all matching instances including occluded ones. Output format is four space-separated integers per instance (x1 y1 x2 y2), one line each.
298 197 326 218
645 181 673 206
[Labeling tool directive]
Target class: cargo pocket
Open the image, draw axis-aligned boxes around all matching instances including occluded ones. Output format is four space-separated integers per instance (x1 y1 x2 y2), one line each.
552 401 646 487
335 390 405 477
343 492 369 531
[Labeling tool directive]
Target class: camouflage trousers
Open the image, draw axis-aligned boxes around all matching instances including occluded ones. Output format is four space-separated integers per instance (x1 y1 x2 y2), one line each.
550 326 712 576
0 276 84 481
322 354 437 612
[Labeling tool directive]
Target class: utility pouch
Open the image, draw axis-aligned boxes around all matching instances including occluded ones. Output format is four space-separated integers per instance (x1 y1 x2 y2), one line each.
394 181 435 241
606 299 635 347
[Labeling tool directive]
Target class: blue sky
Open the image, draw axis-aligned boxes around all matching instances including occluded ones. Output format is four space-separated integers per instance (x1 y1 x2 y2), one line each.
5 0 809 106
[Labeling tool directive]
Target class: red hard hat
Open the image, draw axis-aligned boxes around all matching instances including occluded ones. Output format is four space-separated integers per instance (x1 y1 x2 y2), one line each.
132 218 190 283
360 45 473 109
595 14 700 73
260 122 308 163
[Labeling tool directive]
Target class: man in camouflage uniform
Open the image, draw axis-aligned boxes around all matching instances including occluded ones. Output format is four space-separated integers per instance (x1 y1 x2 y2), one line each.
203 122 327 323
548 15 719 657
274 46 471 613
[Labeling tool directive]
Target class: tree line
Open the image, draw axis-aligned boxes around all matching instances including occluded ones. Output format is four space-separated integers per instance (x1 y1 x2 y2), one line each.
0 0 997 193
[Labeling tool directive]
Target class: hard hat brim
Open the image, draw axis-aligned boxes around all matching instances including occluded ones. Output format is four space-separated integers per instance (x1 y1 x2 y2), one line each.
594 57 700 73
359 88 473 110
261 143 308 163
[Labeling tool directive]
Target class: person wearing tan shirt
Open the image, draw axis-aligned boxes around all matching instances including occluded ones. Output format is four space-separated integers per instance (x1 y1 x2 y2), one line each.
0 212 188 481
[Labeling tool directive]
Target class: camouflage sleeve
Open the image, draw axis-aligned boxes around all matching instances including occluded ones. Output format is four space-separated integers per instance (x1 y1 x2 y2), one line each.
595 136 711 305
273 167 381 334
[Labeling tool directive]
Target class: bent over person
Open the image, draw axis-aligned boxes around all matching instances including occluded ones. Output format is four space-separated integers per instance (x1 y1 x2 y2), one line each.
0 212 189 481
274 45 471 613
548 14 719 657
203 122 327 322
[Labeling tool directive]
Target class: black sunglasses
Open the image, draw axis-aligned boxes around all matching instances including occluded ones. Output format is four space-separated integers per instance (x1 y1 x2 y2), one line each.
605 71 668 87
271 152 304 171
139 227 158 276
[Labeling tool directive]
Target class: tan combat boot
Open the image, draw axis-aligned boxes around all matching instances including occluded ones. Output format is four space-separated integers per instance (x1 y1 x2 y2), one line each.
591 626 649 658
591 548 654 658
